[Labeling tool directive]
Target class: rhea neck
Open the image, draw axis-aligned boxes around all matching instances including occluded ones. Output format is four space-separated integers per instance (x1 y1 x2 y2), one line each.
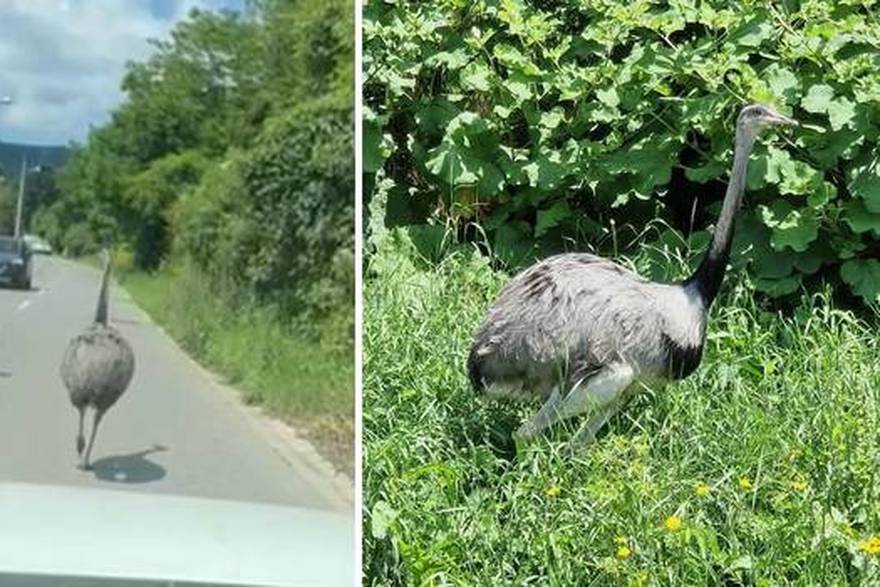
684 123 757 306
94 254 111 326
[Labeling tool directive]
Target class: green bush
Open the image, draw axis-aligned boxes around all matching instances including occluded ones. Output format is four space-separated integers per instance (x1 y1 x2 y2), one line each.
364 0 880 304
124 150 208 269
175 98 353 319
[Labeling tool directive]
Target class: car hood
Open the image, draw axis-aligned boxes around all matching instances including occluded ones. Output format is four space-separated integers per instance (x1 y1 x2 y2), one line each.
0 483 353 586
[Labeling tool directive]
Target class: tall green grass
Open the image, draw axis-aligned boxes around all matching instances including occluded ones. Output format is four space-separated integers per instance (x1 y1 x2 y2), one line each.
364 234 880 585
119 258 354 473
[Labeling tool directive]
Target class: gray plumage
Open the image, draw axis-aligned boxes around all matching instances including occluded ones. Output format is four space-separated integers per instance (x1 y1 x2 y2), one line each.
60 249 135 469
468 104 797 446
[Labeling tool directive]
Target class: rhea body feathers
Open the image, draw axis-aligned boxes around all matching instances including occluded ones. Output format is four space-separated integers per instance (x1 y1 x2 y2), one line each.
60 250 135 469
469 254 707 394
468 104 797 445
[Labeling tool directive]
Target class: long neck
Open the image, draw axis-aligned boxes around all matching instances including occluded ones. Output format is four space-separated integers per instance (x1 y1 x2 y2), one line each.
94 256 111 326
685 129 755 305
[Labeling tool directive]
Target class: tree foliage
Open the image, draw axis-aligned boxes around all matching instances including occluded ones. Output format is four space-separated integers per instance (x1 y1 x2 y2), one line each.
35 0 354 324
364 0 880 305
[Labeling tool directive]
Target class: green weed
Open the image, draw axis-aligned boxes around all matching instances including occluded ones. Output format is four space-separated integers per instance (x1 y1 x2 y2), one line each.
364 239 880 585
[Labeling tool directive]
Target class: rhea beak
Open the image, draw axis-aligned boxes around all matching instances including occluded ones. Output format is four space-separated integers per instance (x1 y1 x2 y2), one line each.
768 111 799 127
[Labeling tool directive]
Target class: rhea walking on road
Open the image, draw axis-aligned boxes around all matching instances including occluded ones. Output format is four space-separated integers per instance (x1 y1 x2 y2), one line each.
60 249 135 469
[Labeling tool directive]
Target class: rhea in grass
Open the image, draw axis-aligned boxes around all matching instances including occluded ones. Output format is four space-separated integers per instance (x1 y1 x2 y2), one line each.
467 103 797 447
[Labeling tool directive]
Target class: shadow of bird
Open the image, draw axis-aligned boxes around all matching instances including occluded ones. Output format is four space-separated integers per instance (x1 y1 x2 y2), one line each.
90 444 168 484
60 249 136 470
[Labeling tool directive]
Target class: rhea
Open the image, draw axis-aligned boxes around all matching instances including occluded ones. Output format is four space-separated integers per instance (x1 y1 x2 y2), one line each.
61 249 135 469
468 104 796 447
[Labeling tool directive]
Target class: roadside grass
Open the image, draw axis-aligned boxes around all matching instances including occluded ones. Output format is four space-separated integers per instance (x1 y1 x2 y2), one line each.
364 236 880 585
115 258 354 475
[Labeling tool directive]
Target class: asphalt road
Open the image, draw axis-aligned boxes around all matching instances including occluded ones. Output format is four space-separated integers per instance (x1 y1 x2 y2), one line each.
0 255 348 512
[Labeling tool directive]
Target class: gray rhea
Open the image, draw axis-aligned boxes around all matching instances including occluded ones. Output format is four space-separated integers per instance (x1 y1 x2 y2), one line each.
60 250 135 469
468 104 797 447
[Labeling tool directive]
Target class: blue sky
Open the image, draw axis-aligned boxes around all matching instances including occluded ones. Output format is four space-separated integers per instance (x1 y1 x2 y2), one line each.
0 0 243 146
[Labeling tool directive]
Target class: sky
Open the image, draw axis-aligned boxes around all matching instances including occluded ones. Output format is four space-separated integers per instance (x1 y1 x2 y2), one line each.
0 0 243 146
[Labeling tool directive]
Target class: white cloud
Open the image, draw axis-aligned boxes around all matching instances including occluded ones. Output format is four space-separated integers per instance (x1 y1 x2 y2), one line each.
0 0 239 145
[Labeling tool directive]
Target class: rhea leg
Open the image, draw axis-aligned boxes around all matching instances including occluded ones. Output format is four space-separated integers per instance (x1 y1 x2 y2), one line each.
515 363 633 447
80 409 105 470
560 363 634 448
514 386 562 441
75 406 86 457
569 402 620 449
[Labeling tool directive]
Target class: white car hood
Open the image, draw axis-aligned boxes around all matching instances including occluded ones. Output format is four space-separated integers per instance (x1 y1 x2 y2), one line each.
0 483 353 586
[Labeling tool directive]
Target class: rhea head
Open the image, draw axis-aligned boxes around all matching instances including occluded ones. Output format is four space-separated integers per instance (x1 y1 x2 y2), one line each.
736 103 798 144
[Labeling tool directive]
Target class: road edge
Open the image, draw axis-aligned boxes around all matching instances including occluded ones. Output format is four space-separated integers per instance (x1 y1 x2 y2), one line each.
102 265 354 513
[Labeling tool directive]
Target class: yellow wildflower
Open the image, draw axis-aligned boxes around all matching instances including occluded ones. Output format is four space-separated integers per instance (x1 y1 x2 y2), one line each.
613 536 628 545
858 536 880 556
615 545 632 559
545 485 561 498
664 515 682 531
791 479 808 492
738 476 753 490
695 482 711 497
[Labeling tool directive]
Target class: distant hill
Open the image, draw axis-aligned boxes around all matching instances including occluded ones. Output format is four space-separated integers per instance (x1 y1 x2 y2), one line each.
0 142 69 179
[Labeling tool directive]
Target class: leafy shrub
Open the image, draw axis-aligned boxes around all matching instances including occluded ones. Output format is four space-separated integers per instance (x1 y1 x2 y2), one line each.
124 150 208 269
172 96 354 333
364 0 880 304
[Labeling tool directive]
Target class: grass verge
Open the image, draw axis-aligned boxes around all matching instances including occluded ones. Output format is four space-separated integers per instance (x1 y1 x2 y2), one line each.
364 234 880 585
117 258 354 476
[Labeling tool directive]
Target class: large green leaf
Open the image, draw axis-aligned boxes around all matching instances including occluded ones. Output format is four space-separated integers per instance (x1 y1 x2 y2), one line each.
850 168 880 213
535 200 572 237
755 274 801 297
759 200 819 252
765 64 799 103
844 198 880 237
840 258 880 303
460 60 493 92
827 98 856 131
425 142 505 194
801 84 835 113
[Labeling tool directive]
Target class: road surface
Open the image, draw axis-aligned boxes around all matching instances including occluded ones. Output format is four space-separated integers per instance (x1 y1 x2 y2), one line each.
0 256 349 512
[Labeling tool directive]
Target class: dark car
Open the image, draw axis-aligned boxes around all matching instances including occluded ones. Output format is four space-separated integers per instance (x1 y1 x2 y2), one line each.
0 236 33 289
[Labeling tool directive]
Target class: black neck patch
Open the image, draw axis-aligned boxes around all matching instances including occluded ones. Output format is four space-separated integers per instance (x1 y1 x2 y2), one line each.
661 332 704 380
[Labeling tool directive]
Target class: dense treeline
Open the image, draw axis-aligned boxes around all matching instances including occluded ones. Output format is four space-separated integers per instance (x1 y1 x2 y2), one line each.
34 0 353 327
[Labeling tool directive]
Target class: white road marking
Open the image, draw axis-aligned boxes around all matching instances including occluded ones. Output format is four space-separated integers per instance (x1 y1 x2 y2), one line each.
16 300 31 312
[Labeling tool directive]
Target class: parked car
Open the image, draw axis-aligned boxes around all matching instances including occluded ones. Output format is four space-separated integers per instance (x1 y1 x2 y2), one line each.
23 234 52 255
0 236 32 289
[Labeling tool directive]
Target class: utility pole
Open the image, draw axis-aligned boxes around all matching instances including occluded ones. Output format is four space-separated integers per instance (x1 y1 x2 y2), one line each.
14 155 25 238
